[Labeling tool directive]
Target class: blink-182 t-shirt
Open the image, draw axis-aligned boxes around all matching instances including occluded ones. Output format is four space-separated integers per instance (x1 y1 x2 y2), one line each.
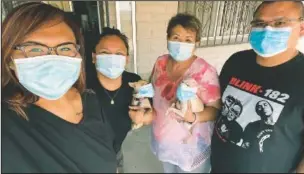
211 50 304 173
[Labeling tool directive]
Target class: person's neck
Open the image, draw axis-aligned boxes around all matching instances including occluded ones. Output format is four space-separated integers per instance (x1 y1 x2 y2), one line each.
35 87 78 108
170 55 196 71
97 72 122 91
256 49 299 67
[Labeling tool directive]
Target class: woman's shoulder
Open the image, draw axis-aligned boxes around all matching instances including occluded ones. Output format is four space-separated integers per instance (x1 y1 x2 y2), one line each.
191 56 218 74
156 54 169 63
123 71 141 82
1 102 28 134
81 89 99 103
194 56 216 69
153 54 170 69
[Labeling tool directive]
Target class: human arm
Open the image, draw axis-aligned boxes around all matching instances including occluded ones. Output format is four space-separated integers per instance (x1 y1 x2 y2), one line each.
182 99 221 123
128 64 156 126
182 63 221 123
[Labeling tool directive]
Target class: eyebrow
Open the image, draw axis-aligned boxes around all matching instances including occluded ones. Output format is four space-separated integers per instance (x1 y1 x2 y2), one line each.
19 41 76 47
254 16 290 22
96 48 126 53
172 33 194 38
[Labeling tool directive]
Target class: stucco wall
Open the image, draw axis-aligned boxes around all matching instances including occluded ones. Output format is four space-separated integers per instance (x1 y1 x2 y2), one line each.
135 1 178 80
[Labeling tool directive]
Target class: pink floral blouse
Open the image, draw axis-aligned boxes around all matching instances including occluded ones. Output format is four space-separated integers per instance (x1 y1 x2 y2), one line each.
150 54 221 171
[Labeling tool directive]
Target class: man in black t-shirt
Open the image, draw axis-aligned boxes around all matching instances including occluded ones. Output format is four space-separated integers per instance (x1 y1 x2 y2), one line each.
211 1 304 173
87 27 141 173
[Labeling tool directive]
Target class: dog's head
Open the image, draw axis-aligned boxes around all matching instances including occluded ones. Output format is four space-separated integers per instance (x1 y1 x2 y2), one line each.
129 80 149 93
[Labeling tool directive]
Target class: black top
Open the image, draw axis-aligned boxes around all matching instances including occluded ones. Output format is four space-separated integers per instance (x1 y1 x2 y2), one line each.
87 71 141 153
211 50 304 173
2 90 117 173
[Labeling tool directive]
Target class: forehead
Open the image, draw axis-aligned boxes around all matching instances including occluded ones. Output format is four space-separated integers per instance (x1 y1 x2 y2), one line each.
22 21 76 46
96 35 127 50
255 2 302 21
171 25 196 36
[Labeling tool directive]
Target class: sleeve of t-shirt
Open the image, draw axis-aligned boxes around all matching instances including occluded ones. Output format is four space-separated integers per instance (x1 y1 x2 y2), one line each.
219 50 247 94
134 74 142 81
196 64 221 105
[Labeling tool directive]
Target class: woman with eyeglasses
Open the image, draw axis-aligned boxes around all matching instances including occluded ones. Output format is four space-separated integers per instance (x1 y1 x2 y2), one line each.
2 2 116 173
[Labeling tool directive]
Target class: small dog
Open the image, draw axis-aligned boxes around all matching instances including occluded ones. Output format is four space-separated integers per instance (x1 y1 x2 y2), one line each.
129 80 153 130
166 78 204 141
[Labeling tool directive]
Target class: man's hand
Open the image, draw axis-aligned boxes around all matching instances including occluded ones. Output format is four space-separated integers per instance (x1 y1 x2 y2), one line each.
128 106 145 124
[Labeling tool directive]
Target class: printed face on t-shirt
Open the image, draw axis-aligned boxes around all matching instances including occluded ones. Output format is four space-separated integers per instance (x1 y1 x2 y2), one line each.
222 95 242 121
256 100 273 118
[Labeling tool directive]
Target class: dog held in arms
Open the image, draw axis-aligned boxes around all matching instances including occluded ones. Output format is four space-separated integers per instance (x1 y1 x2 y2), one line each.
129 80 153 130
166 78 204 142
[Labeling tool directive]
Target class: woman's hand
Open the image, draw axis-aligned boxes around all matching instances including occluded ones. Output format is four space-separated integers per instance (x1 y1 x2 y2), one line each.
183 101 196 123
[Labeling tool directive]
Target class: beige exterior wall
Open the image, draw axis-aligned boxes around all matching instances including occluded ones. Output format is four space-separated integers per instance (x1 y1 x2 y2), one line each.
108 1 117 28
195 44 251 73
135 1 178 80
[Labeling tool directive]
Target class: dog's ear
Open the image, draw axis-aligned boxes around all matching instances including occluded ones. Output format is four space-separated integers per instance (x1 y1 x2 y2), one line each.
129 82 136 88
139 80 148 86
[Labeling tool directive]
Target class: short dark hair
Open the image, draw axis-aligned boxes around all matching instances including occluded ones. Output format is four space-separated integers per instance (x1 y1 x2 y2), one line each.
93 27 129 55
166 13 202 42
253 1 304 18
255 100 273 119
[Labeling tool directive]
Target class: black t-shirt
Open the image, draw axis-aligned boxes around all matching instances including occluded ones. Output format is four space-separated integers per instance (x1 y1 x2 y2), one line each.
211 50 304 173
1 90 117 173
87 71 141 153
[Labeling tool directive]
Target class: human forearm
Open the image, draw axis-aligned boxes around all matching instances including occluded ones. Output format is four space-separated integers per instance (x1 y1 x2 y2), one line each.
195 100 221 122
195 106 219 122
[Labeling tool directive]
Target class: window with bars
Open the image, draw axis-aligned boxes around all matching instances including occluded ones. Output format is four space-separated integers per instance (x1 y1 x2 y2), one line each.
178 1 262 47
1 1 29 21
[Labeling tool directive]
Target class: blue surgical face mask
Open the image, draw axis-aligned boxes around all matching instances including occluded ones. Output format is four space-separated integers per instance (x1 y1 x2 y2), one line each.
176 83 197 102
14 55 82 100
249 26 292 58
96 54 126 79
168 41 195 61
138 83 154 98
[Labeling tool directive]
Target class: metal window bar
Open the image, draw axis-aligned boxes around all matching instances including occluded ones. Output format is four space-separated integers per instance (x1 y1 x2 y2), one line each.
1 0 30 21
178 1 262 47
